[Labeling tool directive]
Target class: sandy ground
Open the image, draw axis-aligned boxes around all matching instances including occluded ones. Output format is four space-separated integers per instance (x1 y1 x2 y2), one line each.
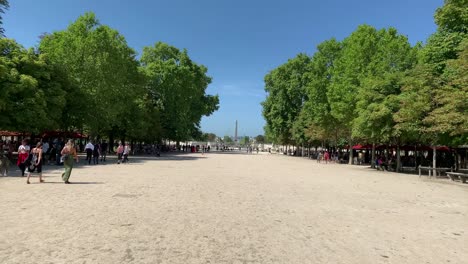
0 152 467 264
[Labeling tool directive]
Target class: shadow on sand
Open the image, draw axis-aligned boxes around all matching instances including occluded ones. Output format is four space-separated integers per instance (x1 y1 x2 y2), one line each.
28 181 104 184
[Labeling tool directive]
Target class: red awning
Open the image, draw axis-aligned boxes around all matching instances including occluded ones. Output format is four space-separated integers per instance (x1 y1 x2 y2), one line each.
352 144 374 150
41 131 86 139
0 131 31 136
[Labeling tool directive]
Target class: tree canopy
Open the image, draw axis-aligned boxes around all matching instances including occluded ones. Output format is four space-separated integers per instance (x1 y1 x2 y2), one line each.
0 11 219 143
262 0 467 157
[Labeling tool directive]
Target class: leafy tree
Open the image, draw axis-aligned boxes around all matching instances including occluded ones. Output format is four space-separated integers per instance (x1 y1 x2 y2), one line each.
254 135 265 144
39 12 144 138
140 42 219 143
262 54 311 145
424 38 468 141
396 0 467 146
353 28 417 145
239 136 250 146
327 25 381 163
223 135 233 144
434 0 468 34
0 38 68 132
394 0 467 172
297 39 342 147
0 0 8 37
205 133 218 142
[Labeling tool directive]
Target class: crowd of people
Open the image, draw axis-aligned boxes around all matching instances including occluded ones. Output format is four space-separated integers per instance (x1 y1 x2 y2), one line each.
0 138 133 184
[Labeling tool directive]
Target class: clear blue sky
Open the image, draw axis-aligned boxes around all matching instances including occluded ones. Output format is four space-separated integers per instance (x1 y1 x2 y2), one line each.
4 0 443 137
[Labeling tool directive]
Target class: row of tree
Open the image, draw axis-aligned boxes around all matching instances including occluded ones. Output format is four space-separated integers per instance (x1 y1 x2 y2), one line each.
262 0 467 165
0 10 219 144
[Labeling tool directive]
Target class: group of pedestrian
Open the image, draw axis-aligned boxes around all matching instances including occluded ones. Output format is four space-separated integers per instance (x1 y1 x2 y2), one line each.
317 151 330 164
4 138 133 184
116 142 130 164
83 140 110 165
15 139 79 184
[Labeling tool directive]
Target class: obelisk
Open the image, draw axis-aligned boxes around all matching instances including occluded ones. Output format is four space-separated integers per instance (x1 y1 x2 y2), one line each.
235 120 238 143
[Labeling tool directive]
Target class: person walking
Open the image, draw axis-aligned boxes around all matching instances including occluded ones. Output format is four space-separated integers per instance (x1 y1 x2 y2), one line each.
93 142 100 165
26 142 44 184
116 143 124 164
100 140 108 162
42 140 49 165
17 139 30 177
61 140 79 184
85 141 94 165
122 143 130 163
324 151 330 164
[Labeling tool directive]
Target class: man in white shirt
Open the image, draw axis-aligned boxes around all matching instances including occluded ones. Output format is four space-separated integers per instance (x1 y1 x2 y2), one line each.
85 141 94 165
122 143 131 163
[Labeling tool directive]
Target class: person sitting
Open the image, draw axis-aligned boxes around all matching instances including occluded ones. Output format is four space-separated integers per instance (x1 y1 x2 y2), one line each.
378 157 389 171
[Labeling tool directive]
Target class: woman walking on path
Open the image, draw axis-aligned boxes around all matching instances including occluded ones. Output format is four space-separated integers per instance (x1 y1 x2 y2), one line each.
17 139 30 177
116 143 124 164
61 140 79 184
26 142 44 184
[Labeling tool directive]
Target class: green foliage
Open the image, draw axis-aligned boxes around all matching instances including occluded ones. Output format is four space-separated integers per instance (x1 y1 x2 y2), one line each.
0 38 68 132
1 12 219 143
328 25 380 131
353 28 417 144
39 13 144 137
239 136 250 146
395 0 468 146
434 0 468 34
198 132 217 142
262 54 311 145
262 0 467 148
140 42 219 142
254 135 265 144
223 135 233 144
421 31 466 73
425 38 468 138
299 38 342 145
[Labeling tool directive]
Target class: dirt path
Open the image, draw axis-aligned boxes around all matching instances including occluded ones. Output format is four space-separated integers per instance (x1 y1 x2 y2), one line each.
0 152 466 263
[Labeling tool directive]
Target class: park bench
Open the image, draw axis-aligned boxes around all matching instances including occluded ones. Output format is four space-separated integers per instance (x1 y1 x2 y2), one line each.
418 166 452 178
446 172 468 184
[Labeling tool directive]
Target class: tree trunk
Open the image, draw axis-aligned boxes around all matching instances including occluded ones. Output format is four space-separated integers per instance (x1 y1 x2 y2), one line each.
415 145 418 170
396 145 401 172
109 132 114 154
348 143 354 165
301 144 304 157
371 143 376 169
433 146 437 176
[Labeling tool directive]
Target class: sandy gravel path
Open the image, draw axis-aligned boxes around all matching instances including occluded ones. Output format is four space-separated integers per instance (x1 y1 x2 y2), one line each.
0 152 467 264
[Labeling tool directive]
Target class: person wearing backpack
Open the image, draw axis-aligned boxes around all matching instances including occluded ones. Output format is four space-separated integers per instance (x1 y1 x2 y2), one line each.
26 142 44 184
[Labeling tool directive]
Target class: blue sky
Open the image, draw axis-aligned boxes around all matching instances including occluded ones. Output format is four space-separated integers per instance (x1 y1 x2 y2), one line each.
4 0 443 137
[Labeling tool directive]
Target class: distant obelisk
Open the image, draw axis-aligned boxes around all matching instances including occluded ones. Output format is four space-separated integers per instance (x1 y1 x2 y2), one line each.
234 120 238 143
